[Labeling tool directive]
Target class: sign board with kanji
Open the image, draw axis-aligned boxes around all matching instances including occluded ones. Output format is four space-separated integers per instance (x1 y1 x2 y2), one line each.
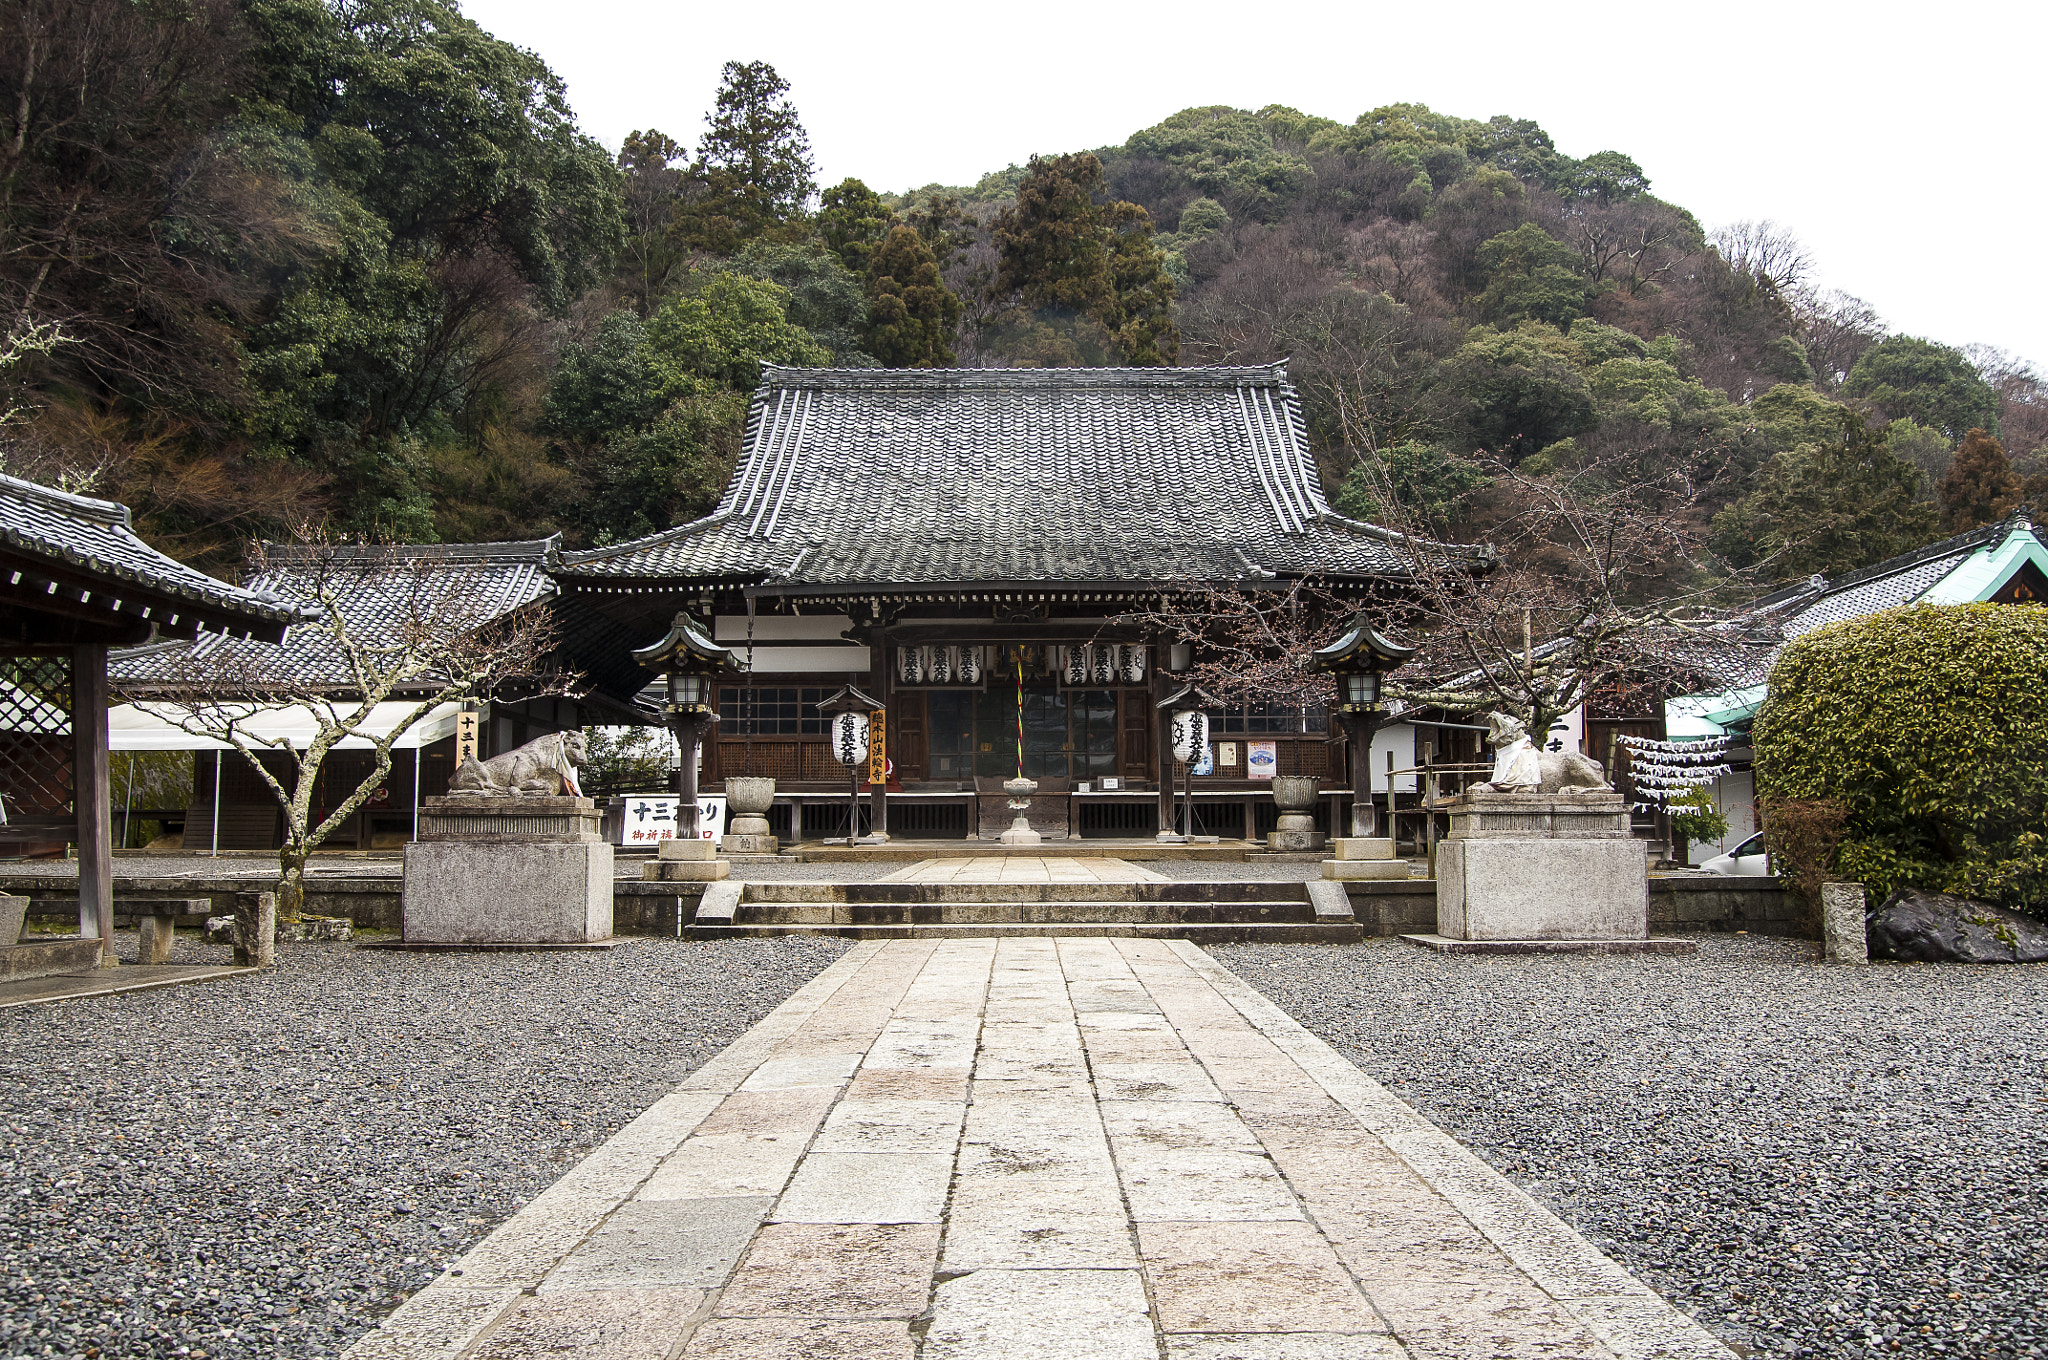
867 710 887 786
455 711 479 766
616 793 727 844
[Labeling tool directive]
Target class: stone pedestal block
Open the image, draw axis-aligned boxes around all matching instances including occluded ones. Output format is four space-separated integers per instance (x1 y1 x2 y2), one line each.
404 841 613 943
1266 828 1325 852
403 795 612 944
0 894 25 946
642 859 731 883
1821 881 1868 964
1332 838 1396 861
1323 859 1410 881
137 914 176 964
1433 793 1645 943
720 833 779 855
658 838 716 861
1436 838 1648 940
233 891 277 967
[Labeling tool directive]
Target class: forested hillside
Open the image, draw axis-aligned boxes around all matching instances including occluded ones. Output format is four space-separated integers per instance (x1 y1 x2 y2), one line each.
3 1 2042 580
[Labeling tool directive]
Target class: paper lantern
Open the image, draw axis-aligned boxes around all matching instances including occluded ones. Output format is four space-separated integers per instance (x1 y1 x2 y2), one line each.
1121 645 1147 683
830 711 870 766
1063 645 1089 687
957 645 983 684
1092 644 1117 685
929 645 953 685
898 647 922 685
1170 711 1210 765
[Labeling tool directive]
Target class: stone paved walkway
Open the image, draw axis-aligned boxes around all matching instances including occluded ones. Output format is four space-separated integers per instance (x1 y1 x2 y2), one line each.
348 940 1730 1360
879 857 1171 885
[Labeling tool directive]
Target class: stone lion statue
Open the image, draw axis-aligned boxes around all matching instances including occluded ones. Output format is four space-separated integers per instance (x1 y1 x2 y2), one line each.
1470 712 1611 796
449 730 588 798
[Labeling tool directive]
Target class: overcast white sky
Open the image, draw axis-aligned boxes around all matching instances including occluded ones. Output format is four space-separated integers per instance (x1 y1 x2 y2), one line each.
463 0 2044 368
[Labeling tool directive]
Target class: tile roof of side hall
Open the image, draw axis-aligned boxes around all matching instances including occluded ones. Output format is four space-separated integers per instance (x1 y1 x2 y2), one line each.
553 364 1462 590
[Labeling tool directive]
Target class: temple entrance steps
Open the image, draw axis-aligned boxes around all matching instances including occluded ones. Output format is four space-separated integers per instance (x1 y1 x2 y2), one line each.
687 878 1362 943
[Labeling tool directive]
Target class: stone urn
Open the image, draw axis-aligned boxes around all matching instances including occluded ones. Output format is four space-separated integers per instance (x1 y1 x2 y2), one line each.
998 776 1042 847
723 775 778 854
1267 774 1325 852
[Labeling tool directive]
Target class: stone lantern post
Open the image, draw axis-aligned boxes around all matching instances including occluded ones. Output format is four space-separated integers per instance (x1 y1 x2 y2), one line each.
1307 616 1417 838
631 614 739 841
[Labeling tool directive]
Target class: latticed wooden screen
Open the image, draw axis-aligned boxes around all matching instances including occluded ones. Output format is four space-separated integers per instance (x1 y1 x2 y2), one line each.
0 656 75 833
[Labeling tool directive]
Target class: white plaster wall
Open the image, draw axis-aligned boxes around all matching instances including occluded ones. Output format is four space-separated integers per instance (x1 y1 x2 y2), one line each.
1686 770 1757 864
1370 723 1417 793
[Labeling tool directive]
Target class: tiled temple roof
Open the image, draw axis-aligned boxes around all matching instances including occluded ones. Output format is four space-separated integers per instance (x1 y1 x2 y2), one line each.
0 472 303 639
554 364 1447 590
111 539 558 689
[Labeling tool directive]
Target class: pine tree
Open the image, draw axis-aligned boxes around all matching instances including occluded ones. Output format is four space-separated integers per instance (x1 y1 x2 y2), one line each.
1938 428 2024 532
817 178 892 275
865 227 962 368
1710 410 1937 580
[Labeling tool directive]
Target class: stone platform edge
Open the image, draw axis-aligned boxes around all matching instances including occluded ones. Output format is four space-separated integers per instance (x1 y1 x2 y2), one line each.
1401 933 1699 955
341 938 1731 1360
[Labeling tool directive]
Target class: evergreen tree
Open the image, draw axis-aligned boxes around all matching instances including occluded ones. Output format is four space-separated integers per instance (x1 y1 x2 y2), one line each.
988 154 1178 366
1711 410 1937 581
1938 428 2025 532
817 178 893 274
866 227 962 368
695 60 817 221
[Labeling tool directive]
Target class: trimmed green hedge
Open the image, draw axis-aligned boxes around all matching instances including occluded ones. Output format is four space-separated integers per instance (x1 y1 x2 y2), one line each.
1754 603 2048 915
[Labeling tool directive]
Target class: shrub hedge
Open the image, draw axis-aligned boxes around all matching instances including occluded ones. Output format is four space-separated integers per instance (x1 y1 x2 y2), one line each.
1753 602 2048 915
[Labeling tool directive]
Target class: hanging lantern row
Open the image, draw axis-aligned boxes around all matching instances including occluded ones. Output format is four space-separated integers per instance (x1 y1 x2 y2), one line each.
895 644 1148 687
1061 644 1148 686
829 710 871 767
897 645 988 686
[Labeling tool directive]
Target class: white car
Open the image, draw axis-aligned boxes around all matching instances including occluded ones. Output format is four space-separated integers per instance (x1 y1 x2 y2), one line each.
1699 831 1770 876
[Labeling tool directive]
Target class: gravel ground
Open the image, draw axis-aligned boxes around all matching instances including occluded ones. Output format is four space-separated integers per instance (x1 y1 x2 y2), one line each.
1212 935 2048 1359
0 932 849 1359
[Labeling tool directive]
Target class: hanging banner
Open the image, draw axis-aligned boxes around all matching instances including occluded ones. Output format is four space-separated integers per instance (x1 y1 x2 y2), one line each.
867 710 888 786
455 711 479 765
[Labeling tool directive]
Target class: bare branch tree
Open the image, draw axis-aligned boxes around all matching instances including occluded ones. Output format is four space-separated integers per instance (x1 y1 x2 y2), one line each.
1360 446 1771 739
115 534 581 921
1108 576 1365 712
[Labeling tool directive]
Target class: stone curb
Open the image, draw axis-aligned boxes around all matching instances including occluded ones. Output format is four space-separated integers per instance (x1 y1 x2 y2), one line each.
341 942 885 1359
1164 940 1736 1360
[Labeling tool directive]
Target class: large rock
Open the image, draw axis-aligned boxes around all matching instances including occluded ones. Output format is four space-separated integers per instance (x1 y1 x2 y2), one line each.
1868 888 2048 964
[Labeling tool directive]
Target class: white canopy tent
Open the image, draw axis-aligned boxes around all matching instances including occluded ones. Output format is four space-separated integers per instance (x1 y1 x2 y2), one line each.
105 701 464 853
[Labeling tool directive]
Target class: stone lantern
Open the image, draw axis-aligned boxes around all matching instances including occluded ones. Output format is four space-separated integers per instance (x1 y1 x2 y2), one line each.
815 685 886 844
631 613 739 840
1155 680 1220 842
1307 616 1417 837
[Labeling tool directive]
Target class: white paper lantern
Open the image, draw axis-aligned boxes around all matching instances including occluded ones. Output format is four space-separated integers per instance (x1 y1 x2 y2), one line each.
1170 710 1209 765
929 645 953 685
1064 645 1089 687
1121 645 1147 683
1092 644 1117 685
957 645 982 685
898 647 922 685
830 711 870 766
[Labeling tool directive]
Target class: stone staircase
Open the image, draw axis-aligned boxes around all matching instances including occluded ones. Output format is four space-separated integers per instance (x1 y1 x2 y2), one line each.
686 879 1361 943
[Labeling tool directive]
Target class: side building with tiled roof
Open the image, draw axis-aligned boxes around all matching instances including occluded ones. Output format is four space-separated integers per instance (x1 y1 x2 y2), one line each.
551 362 1462 841
1663 509 2045 865
106 538 652 852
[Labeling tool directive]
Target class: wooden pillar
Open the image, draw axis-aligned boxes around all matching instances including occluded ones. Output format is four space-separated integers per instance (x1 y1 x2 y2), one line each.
673 713 711 840
72 645 113 960
1343 711 1383 837
871 626 890 842
1151 656 1173 837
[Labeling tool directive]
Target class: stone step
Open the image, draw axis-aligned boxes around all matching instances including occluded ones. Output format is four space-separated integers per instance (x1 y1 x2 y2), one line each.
686 920 1362 943
737 900 1323 926
742 881 1308 905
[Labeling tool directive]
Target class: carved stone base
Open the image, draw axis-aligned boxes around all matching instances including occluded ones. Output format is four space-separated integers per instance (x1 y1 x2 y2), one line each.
1436 836 1647 941
1266 829 1326 852
728 816 772 838
998 816 1042 847
721 834 779 855
642 859 731 882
